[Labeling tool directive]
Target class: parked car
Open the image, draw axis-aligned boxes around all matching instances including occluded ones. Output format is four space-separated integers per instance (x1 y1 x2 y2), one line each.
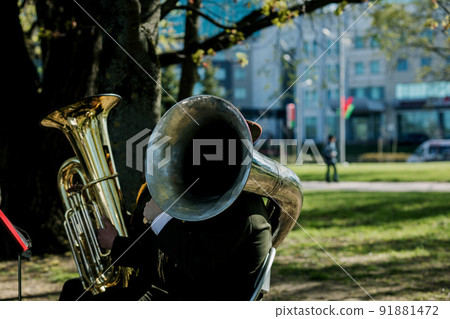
407 139 450 162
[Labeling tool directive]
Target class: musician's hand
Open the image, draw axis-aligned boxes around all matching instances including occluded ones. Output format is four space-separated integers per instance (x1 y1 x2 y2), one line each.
143 199 163 224
98 216 118 250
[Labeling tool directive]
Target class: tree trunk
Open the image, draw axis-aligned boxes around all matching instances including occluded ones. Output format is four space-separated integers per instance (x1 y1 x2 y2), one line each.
177 0 201 100
98 0 161 209
0 0 66 258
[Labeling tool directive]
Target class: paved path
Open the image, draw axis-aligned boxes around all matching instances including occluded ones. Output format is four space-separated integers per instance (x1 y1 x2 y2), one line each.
301 181 450 192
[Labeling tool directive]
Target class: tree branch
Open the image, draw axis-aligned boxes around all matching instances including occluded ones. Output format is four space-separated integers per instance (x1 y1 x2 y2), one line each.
436 0 450 15
174 5 236 30
161 0 180 20
159 0 364 66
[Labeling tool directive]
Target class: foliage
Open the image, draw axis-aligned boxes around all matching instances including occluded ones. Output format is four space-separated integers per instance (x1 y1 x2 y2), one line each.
161 65 180 114
358 152 411 162
368 0 450 81
200 61 224 97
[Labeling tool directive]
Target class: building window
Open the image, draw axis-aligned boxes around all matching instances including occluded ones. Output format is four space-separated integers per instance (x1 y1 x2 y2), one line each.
327 64 339 83
304 90 312 108
370 36 380 49
397 58 408 71
354 36 365 49
421 57 431 67
327 64 333 81
215 67 227 80
355 62 364 75
326 40 332 55
312 90 318 104
370 60 380 74
350 87 365 99
303 41 310 56
305 117 317 139
233 87 247 100
327 116 337 136
234 68 246 80
304 89 318 108
352 117 370 142
312 41 318 56
326 89 332 102
369 87 384 100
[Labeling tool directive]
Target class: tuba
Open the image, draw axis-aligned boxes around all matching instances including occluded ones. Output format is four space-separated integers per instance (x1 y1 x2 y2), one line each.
41 94 131 294
146 95 303 247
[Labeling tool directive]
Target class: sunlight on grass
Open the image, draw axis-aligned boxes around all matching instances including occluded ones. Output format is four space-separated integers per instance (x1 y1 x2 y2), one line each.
271 191 450 301
288 161 450 182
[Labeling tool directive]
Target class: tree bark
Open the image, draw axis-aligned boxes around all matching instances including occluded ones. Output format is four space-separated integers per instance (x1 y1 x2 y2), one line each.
177 0 201 100
0 0 67 258
98 0 161 209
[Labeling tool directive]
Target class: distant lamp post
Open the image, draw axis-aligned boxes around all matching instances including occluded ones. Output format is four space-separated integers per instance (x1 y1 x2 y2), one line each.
322 27 351 163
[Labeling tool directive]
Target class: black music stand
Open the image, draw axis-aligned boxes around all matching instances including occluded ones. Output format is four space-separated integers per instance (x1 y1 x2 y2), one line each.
0 209 32 301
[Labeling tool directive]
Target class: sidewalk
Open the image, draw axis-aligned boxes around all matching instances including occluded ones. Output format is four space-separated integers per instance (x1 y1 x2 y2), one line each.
301 181 450 192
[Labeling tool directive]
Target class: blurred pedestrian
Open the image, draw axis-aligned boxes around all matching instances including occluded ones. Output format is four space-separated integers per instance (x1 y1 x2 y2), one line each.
323 135 339 182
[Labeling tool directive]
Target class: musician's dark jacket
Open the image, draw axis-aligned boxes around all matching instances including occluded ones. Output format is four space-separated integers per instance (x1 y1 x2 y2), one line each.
111 187 272 301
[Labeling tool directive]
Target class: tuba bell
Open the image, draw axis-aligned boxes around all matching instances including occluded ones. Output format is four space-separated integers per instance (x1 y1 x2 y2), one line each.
146 95 303 247
41 94 131 294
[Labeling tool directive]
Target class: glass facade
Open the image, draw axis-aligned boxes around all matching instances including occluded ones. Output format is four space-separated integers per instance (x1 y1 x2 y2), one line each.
444 111 450 138
396 82 450 99
348 114 381 142
398 111 440 138
351 117 370 142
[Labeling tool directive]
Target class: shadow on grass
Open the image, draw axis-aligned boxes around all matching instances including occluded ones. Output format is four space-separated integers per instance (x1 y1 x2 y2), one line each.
0 291 60 301
272 253 449 300
323 237 450 255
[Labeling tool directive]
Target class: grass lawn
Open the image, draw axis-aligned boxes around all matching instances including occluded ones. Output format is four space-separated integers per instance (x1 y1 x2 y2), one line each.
1 191 448 301
288 161 450 182
268 191 450 300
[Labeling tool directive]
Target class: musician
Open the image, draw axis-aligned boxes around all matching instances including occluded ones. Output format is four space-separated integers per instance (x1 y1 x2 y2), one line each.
60 120 273 301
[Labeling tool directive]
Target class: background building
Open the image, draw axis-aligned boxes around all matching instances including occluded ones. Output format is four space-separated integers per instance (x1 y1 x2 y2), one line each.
209 3 450 151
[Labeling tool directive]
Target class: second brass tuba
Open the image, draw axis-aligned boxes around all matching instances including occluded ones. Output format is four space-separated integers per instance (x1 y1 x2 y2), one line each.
146 95 303 247
41 94 131 295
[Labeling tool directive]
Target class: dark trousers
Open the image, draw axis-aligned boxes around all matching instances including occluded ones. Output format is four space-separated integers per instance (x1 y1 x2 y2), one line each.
326 163 338 182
